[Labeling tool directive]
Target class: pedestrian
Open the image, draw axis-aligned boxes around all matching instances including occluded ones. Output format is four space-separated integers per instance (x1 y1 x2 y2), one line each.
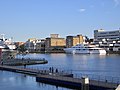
1 61 3 65
52 67 54 73
55 69 58 73
49 67 51 72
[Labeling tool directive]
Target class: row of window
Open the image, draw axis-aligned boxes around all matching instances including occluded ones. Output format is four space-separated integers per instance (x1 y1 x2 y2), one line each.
72 47 92 48
97 35 119 37
98 31 119 34
76 49 100 51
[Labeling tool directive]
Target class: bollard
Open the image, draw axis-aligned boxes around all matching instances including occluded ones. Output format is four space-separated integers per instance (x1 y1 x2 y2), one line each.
81 77 89 90
116 84 120 90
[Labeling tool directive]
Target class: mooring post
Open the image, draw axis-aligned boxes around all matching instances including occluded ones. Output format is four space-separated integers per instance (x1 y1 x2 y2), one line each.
81 77 89 90
115 84 120 90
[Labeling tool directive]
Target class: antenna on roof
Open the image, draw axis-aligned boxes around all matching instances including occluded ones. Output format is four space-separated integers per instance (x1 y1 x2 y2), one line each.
1 34 5 41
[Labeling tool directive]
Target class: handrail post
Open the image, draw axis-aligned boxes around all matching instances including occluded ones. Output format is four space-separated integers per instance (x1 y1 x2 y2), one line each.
115 84 120 90
81 77 89 90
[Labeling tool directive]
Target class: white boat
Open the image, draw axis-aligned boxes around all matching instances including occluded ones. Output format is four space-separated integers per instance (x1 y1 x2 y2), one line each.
0 34 16 50
0 34 17 59
64 44 106 55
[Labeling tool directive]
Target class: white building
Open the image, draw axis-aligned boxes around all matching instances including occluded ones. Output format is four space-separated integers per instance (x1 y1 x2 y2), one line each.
25 38 45 52
94 29 120 41
94 29 120 52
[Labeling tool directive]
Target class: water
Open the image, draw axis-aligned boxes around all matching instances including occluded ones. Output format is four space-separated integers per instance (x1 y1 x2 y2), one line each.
0 71 71 90
0 53 120 90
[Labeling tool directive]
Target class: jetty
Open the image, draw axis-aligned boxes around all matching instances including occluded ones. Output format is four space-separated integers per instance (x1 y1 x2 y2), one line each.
0 65 119 90
1 58 48 66
36 74 119 90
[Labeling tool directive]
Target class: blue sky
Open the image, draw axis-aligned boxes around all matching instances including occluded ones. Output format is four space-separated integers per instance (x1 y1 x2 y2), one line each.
0 0 120 41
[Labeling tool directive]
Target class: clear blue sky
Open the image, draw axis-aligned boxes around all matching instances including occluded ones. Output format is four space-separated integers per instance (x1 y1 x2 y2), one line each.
0 0 120 42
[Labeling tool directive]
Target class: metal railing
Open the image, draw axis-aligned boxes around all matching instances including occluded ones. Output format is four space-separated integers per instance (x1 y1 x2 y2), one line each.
74 73 120 84
17 66 120 84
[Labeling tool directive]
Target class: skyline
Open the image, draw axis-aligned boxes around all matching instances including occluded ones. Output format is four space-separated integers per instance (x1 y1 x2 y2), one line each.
0 0 120 42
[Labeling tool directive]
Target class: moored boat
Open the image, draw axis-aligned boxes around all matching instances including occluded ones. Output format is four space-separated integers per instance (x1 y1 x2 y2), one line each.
64 44 106 55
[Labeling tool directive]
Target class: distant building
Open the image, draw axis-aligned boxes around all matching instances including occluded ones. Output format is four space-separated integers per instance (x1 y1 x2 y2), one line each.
45 34 66 52
25 38 41 52
66 34 84 48
28 38 37 42
50 34 59 38
25 38 36 52
94 29 120 52
36 39 45 52
15 42 25 47
94 29 120 41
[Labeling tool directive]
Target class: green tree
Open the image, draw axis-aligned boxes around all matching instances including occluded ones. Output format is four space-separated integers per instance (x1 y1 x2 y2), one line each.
18 44 27 53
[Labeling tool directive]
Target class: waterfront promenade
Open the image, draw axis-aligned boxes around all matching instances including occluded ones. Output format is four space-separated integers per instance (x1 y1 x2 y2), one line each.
0 65 119 90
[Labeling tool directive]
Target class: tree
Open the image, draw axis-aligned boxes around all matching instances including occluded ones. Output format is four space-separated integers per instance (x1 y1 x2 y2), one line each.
18 44 27 53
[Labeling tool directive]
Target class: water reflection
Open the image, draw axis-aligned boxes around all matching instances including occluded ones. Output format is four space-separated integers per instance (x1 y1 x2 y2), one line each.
0 71 72 90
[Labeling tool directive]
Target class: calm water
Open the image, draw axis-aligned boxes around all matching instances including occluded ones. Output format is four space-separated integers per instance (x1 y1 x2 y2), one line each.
0 53 120 90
